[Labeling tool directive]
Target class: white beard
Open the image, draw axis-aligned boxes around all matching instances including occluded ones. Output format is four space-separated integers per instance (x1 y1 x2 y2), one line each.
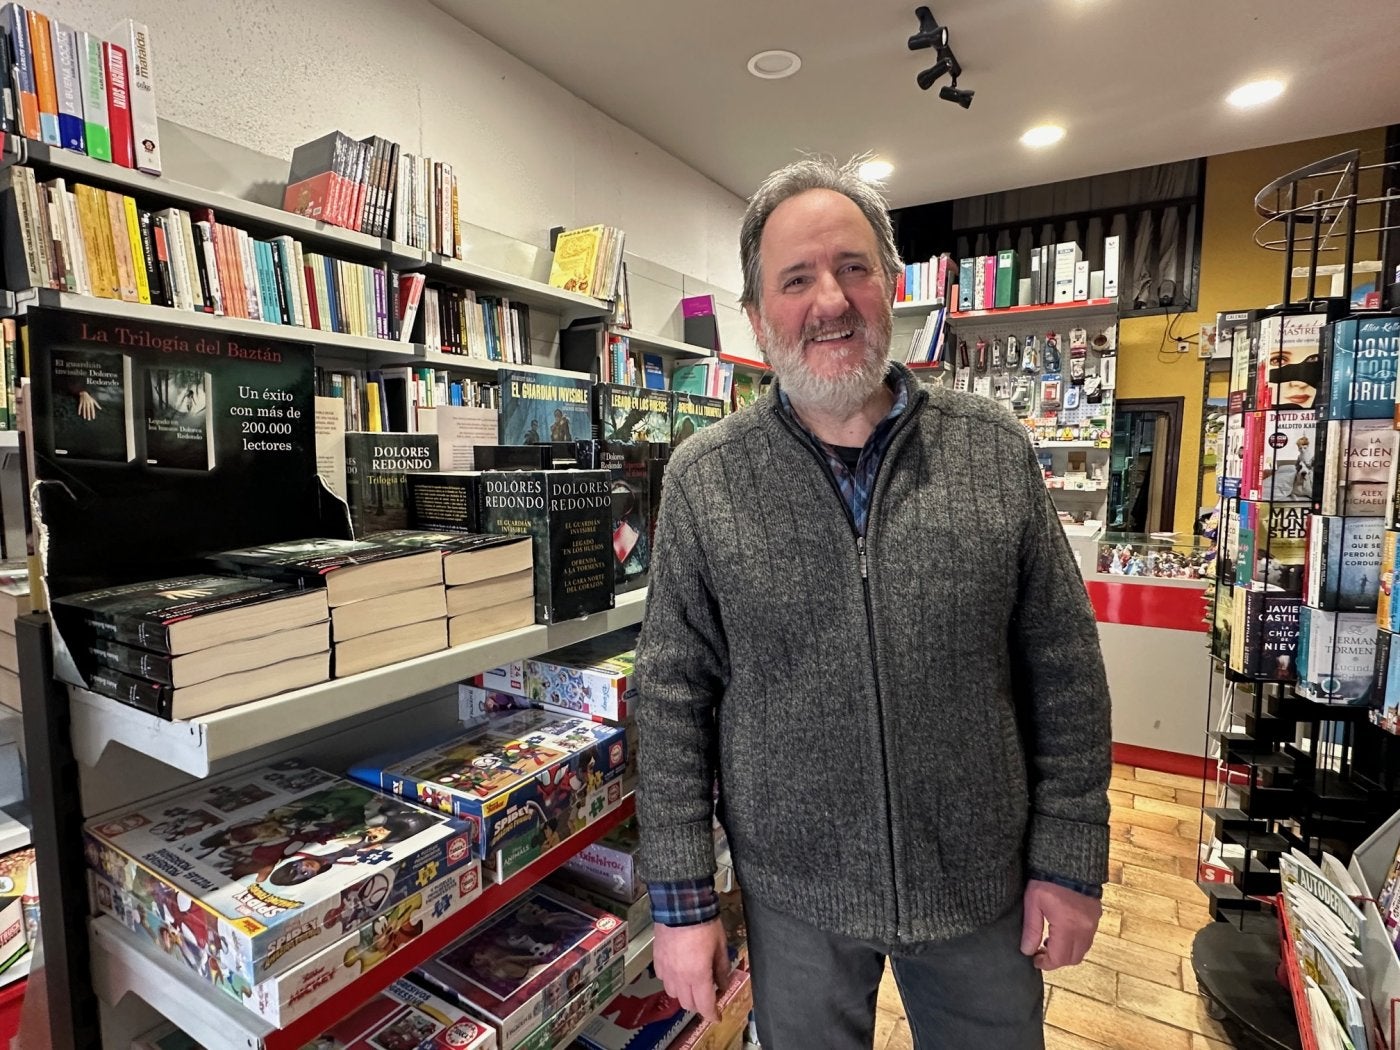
760 309 892 419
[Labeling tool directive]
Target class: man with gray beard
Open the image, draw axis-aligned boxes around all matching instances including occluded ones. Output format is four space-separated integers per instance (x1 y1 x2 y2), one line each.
634 156 1111 1050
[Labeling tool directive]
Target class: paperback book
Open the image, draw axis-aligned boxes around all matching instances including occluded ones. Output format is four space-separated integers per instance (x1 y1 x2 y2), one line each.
1315 418 1395 517
1240 409 1317 502
1228 591 1300 682
344 431 441 536
1307 516 1384 613
1295 607 1377 705
670 392 724 448
496 370 592 446
477 470 613 624
595 384 672 445
1234 501 1307 596
1319 315 1400 419
1254 312 1327 411
208 537 444 606
576 440 651 594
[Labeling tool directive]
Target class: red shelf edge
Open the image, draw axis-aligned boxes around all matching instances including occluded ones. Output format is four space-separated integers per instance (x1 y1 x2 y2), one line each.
716 352 769 371
949 298 1118 320
263 794 636 1049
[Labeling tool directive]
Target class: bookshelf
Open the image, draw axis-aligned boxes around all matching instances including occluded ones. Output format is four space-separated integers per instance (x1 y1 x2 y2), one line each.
950 298 1118 322
411 345 589 379
718 351 769 372
416 252 610 321
90 797 645 1050
69 589 647 778
614 327 713 360
891 299 945 317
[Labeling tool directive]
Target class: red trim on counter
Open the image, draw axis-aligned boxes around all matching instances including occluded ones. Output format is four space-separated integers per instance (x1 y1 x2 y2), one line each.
1086 579 1208 633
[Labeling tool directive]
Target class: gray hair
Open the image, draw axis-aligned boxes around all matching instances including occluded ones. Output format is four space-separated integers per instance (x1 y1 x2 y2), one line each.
738 155 902 310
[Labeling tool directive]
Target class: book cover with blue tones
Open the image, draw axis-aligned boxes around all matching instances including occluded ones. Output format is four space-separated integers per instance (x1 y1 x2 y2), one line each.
1296 607 1376 705
1320 316 1400 420
495 369 592 446
1309 515 1383 613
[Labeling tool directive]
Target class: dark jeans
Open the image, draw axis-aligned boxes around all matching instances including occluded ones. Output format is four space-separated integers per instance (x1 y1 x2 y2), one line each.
744 893 1045 1050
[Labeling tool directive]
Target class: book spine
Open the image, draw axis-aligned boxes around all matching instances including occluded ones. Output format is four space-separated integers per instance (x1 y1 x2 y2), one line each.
86 664 172 718
150 213 174 306
117 19 160 174
76 31 110 161
102 41 133 168
60 184 90 294
89 640 174 686
177 210 206 311
3 5 39 141
136 207 165 306
50 22 84 152
26 9 58 145
195 221 223 315
121 195 150 304
105 190 137 301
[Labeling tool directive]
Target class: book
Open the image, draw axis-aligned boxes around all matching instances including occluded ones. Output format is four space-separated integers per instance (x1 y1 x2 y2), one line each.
361 529 532 587
495 370 592 446
85 759 477 991
102 39 133 168
448 597 535 648
669 392 724 448
1 5 39 141
415 886 627 1045
301 978 493 1050
328 584 446 643
1240 409 1316 502
283 131 356 226
333 617 447 677
26 8 57 145
1228 591 1300 681
208 537 444 607
595 385 671 445
1295 607 1376 705
477 470 613 624
47 346 135 463
352 711 627 882
578 963 695 1050
88 620 329 689
1307 515 1384 612
114 19 160 174
48 21 83 152
548 225 605 297
314 394 348 502
1319 315 1399 420
86 649 330 719
76 30 110 162
576 439 651 594
1234 501 1307 596
1255 312 1327 411
141 366 214 471
445 571 533 616
344 431 441 536
1317 418 1394 517
51 574 328 656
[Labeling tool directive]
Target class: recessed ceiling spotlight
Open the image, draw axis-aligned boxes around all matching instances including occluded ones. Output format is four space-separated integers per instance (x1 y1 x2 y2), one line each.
1020 124 1066 148
1227 78 1285 109
859 159 894 181
747 50 802 80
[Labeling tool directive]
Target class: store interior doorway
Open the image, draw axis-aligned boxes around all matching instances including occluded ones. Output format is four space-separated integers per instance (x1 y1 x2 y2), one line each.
1109 397 1184 534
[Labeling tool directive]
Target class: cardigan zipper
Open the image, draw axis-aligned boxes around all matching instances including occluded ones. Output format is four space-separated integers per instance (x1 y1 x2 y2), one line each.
773 383 925 940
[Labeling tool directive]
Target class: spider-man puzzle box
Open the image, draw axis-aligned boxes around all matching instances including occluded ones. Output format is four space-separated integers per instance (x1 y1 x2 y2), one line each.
350 709 628 882
83 759 477 992
416 886 628 1050
93 857 482 1024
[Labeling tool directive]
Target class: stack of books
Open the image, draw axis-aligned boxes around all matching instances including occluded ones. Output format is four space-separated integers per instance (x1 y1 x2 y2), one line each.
397 530 536 647
85 759 482 1025
208 537 449 678
282 130 463 258
1 8 161 173
548 225 626 301
50 574 330 719
0 563 29 711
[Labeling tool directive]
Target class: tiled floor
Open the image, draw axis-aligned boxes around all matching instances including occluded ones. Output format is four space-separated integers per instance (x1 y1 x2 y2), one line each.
872 763 1241 1050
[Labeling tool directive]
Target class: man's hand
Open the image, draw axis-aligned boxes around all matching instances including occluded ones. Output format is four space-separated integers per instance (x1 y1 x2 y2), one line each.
652 919 730 1023
1020 878 1103 971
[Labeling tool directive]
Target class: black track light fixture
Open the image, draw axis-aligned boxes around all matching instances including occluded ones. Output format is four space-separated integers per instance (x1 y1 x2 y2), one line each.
907 5 949 51
916 54 961 91
939 80 975 109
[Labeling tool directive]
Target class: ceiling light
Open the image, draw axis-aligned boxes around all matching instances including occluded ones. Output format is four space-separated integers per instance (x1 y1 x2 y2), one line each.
1021 124 1066 148
1226 78 1285 109
747 50 801 80
859 159 894 181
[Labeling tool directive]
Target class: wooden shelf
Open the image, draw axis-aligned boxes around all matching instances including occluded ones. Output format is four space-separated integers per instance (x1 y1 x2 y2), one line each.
70 590 647 777
91 798 640 1050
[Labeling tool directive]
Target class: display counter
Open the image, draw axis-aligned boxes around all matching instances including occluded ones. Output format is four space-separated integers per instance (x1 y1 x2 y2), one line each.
1082 532 1215 772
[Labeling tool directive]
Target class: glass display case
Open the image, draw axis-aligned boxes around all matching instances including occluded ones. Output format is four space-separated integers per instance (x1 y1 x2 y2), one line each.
1095 532 1216 580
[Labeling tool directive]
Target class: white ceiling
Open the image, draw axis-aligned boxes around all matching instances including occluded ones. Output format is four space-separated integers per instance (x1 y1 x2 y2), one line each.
429 0 1400 210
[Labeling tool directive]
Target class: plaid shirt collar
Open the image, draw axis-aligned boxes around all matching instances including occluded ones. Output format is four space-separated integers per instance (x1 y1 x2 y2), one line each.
776 366 910 535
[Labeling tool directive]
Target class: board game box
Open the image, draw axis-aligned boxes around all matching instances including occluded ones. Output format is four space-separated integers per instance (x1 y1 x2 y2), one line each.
350 710 628 882
93 857 483 1025
298 976 493 1050
523 628 637 724
558 821 644 903
83 759 476 986
577 961 695 1050
416 886 628 1049
513 954 627 1050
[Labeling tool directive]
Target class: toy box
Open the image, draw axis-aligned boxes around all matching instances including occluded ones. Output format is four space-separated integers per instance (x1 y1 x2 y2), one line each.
303 976 493 1050
515 954 627 1050
416 886 628 1049
83 759 475 986
578 961 695 1050
522 628 637 724
352 710 628 882
93 857 482 1025
459 685 639 780
0 847 34 973
476 660 527 694
549 876 652 939
671 969 752 1050
559 821 644 902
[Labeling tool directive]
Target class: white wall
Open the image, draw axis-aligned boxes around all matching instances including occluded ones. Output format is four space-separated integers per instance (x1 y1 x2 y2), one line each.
43 0 748 292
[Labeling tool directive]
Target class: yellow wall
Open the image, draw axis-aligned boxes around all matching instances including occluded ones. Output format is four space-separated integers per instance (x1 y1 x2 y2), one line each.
1115 125 1389 535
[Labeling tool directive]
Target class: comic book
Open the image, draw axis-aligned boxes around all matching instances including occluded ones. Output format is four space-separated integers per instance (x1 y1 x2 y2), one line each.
416 886 627 1049
350 710 627 882
84 759 475 990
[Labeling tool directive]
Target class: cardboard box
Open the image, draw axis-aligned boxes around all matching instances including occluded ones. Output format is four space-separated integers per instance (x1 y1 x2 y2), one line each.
351 710 628 882
550 877 652 939
1103 235 1121 297
515 954 627 1050
300 977 493 1050
1073 260 1090 301
559 821 645 902
94 858 483 1025
83 760 476 985
523 628 637 724
417 886 628 1050
577 961 695 1050
672 969 753 1050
